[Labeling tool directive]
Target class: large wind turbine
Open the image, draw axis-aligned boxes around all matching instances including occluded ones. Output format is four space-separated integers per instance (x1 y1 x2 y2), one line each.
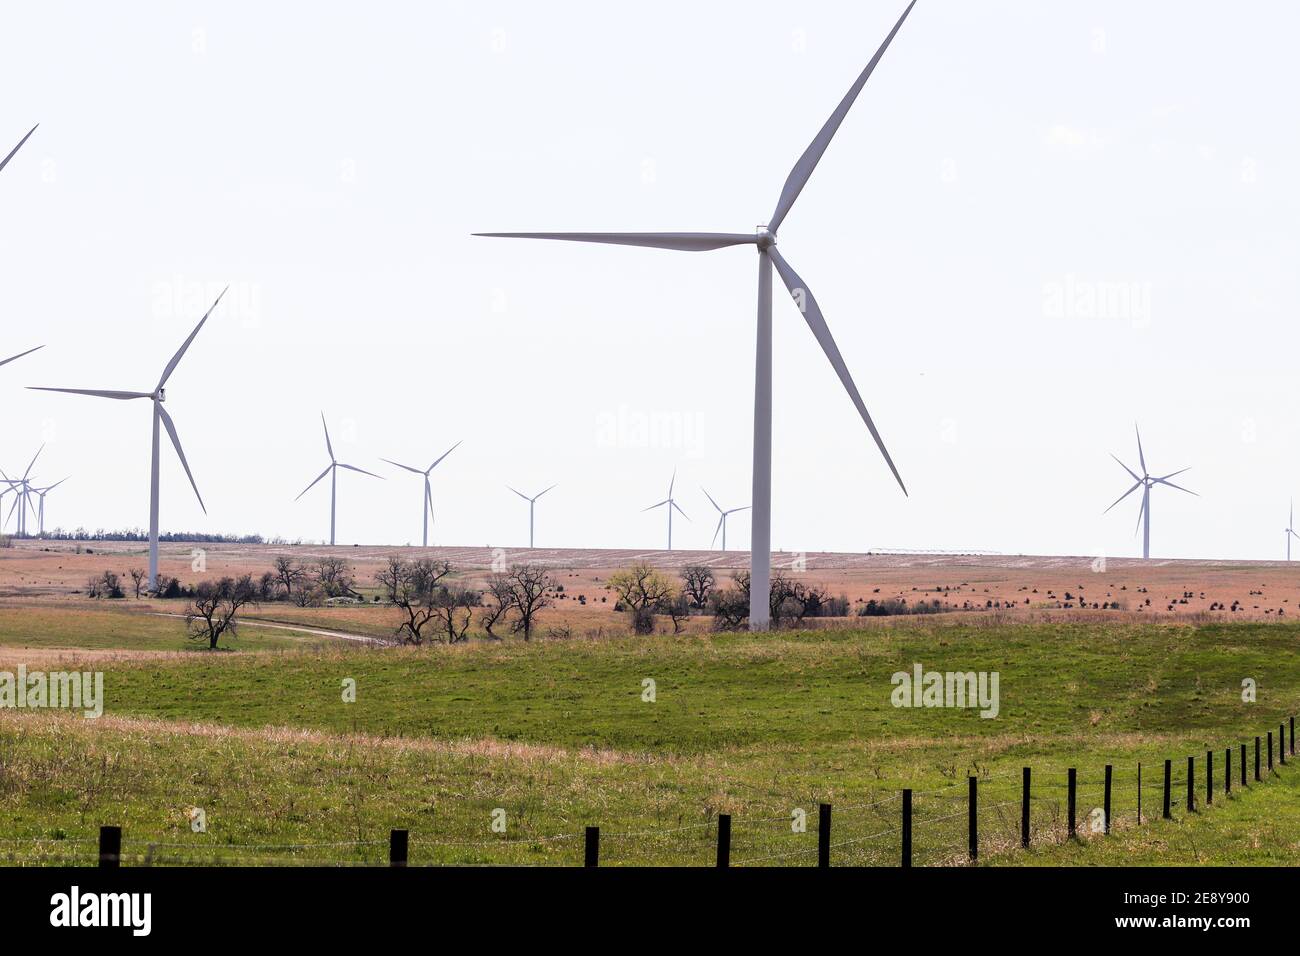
30 289 226 588
702 487 750 552
1 124 38 176
1104 424 1197 560
476 2 919 628
382 441 461 547
3 446 44 536
29 476 68 537
508 483 556 549
643 471 688 550
1285 499 1298 561
296 413 382 546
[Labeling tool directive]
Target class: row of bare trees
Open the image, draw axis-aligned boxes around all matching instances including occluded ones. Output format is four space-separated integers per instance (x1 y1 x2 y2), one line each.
374 558 555 645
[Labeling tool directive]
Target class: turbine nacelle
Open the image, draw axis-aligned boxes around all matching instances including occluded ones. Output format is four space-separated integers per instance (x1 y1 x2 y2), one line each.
755 226 776 249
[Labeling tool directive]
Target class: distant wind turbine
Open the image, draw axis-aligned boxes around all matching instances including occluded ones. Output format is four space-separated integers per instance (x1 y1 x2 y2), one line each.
382 441 461 547
0 124 38 176
702 487 750 552
508 484 556 549
475 2 920 627
3 446 43 536
30 289 227 589
296 413 382 546
1286 499 1298 561
1104 424 1197 560
643 470 688 550
29 476 68 537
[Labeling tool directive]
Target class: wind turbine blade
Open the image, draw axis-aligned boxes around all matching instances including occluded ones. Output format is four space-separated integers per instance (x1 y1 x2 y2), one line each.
42 477 69 492
672 501 690 520
711 515 724 549
1134 492 1146 536
1157 478 1197 496
1110 454 1140 482
769 246 906 495
1104 480 1142 514
769 0 919 232
428 440 462 471
473 232 758 252
668 468 677 497
0 124 38 175
508 486 531 502
337 463 383 479
535 484 558 500
728 505 752 515
642 499 669 512
320 412 335 461
22 444 44 480
381 458 426 475
1134 423 1146 475
296 465 332 501
157 286 227 390
701 486 722 513
425 480 435 525
0 345 43 369
27 387 151 400
1155 466 1191 482
157 405 205 513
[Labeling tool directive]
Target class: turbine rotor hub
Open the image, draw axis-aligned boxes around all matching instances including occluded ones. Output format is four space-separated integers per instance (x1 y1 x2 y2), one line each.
155 388 166 402
755 225 775 249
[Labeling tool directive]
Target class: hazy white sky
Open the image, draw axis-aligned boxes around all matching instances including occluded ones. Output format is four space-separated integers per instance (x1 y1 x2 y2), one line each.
2 1 1297 561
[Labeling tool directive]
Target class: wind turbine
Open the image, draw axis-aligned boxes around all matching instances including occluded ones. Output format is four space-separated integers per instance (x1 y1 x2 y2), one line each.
382 441 461 547
1104 424 1197 560
702 487 750 552
1285 499 1299 561
508 483 556 549
475 2 919 628
296 413 383 546
643 471 688 550
1 346 44 370
0 471 31 536
29 476 68 537
29 288 227 589
0 124 38 175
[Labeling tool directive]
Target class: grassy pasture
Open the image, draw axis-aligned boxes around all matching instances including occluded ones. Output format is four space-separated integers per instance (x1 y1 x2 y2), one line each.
0 612 1297 866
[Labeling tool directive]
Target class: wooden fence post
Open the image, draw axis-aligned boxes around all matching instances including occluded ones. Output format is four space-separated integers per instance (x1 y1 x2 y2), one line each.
817 803 831 868
1241 743 1247 786
1206 750 1212 805
1255 736 1261 781
1021 767 1030 848
1162 759 1172 819
1137 762 1142 825
1278 725 1285 766
1225 747 1231 796
98 825 121 869
389 828 408 867
716 814 731 868
1267 731 1273 772
1103 765 1112 834
901 789 912 868
584 826 600 867
1186 755 1194 813
968 776 978 863
1291 716 1295 756
1067 768 1077 839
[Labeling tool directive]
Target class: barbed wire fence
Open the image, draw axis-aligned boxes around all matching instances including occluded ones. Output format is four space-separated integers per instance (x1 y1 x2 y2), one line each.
4 716 1292 868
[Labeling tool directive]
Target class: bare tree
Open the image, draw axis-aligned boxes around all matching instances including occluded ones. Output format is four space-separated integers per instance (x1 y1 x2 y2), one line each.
375 558 457 644
313 556 356 599
608 562 676 634
430 586 479 643
480 575 515 639
273 556 308 599
501 564 556 641
680 564 716 609
185 574 257 649
128 568 147 599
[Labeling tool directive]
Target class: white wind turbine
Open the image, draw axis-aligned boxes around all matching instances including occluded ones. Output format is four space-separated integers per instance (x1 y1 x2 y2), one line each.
30 289 227 589
702 487 750 552
1285 499 1298 561
0 124 38 175
1104 424 1197 560
476 1 919 628
29 476 68 537
2 446 43 536
643 470 688 551
296 413 383 546
508 483 556 549
382 441 462 547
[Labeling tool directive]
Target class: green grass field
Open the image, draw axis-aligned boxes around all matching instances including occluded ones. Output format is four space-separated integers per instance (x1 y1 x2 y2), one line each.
1 611 1296 866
